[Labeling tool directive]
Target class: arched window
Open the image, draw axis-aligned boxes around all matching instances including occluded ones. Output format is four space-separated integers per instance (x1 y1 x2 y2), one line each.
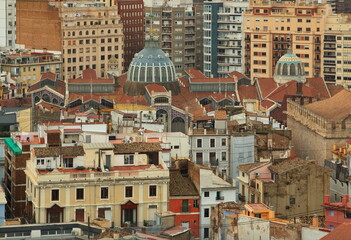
290 64 296 75
297 64 303 75
282 63 288 75
86 30 89 35
79 31 82 36
92 30 95 35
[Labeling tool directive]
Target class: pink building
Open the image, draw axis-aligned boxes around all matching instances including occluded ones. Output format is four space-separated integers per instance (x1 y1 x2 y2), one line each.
323 195 351 230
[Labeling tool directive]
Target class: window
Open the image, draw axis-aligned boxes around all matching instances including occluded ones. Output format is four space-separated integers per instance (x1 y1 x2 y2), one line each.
193 199 199 208
63 158 73 168
197 139 202 148
210 139 215 148
221 152 226 161
182 200 189 212
204 228 209 238
221 138 226 146
329 210 334 216
101 187 109 199
204 208 209 217
290 197 295 205
125 186 133 198
149 185 157 197
124 155 134 164
204 191 209 197
51 189 59 201
76 188 84 200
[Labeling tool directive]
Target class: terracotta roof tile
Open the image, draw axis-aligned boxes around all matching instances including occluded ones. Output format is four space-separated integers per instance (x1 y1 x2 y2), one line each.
238 85 258 101
256 78 278 99
145 83 168 94
214 110 227 120
237 162 270 173
185 68 206 78
321 223 351 240
40 72 56 81
114 142 161 154
228 71 246 80
327 85 344 97
170 169 199 196
305 89 351 121
269 158 312 174
34 146 85 157
190 78 235 83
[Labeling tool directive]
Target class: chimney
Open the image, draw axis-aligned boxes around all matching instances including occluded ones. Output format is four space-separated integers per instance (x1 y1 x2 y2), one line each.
296 82 303 96
312 214 318 228
342 195 349 206
324 195 330 204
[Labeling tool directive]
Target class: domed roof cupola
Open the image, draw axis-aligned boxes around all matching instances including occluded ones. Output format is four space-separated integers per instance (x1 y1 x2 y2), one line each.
273 49 306 84
124 35 180 96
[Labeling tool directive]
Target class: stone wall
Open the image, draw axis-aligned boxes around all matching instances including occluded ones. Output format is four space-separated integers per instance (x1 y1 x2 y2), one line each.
264 163 330 219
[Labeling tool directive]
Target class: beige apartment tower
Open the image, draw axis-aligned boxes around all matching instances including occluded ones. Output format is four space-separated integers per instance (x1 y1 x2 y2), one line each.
244 0 332 79
16 0 124 80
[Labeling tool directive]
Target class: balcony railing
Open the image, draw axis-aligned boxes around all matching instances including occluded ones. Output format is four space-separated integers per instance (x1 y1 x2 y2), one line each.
144 220 156 227
216 196 224 200
238 193 246 202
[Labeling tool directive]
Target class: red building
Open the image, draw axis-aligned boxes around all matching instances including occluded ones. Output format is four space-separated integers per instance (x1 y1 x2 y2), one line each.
169 169 200 238
323 195 351 230
115 0 145 72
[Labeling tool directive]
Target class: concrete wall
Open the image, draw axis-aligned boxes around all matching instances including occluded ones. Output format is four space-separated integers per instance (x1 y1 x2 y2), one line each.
238 215 270 240
301 227 328 240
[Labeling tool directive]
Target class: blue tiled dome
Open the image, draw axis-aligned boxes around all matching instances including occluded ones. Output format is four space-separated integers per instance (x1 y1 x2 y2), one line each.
273 51 306 84
127 35 176 83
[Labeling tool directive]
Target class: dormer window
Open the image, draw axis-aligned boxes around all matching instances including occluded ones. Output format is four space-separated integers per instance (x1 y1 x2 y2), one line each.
124 155 134 165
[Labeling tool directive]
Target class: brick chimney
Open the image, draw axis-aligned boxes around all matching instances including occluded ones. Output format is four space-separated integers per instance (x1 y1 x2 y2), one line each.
312 214 319 228
324 195 330 204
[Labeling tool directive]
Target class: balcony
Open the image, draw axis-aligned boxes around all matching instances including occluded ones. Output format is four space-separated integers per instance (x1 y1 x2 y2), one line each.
238 193 246 202
324 55 336 58
216 196 224 201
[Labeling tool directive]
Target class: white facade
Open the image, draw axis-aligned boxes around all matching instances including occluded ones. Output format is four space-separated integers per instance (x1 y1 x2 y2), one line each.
203 0 249 78
237 215 270 240
200 168 237 239
143 0 193 7
0 0 16 49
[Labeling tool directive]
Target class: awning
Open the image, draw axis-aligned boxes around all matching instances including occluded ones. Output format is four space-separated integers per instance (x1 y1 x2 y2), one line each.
4 138 22 156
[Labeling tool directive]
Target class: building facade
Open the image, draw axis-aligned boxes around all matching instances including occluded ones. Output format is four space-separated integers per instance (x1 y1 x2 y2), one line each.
244 0 331 79
323 195 351 230
25 142 169 226
322 15 351 87
0 50 62 96
0 0 16 48
115 0 145 72
16 0 124 80
145 5 203 75
203 0 249 78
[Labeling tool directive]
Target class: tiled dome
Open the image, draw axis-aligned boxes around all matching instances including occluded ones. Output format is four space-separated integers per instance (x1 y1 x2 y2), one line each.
273 52 306 84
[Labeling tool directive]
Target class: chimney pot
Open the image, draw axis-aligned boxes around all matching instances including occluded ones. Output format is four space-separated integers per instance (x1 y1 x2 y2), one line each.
324 195 330 204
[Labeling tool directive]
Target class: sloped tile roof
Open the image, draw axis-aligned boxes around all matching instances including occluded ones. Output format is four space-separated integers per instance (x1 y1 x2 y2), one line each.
34 146 85 157
237 162 270 173
114 142 161 154
169 169 199 196
321 223 351 240
238 85 258 101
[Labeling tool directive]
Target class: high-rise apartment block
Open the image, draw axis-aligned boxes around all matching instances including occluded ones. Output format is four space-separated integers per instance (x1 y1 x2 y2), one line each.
145 5 203 75
325 0 351 14
203 0 249 78
16 0 124 80
244 0 332 79
322 15 351 88
0 0 16 48
115 0 145 72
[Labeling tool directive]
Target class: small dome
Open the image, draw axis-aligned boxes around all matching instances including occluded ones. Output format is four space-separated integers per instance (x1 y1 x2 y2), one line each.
124 35 180 96
273 52 306 84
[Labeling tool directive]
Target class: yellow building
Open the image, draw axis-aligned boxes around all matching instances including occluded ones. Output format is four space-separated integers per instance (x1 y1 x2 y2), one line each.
17 108 32 132
244 0 332 79
25 142 169 226
0 50 62 95
323 14 351 88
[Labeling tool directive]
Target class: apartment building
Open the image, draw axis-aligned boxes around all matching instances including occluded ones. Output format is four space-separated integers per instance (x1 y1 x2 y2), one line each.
322 15 351 87
145 5 203 75
0 0 16 48
25 142 169 226
16 0 124 80
244 0 332 79
115 0 145 72
326 0 351 14
203 0 249 78
0 50 62 96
